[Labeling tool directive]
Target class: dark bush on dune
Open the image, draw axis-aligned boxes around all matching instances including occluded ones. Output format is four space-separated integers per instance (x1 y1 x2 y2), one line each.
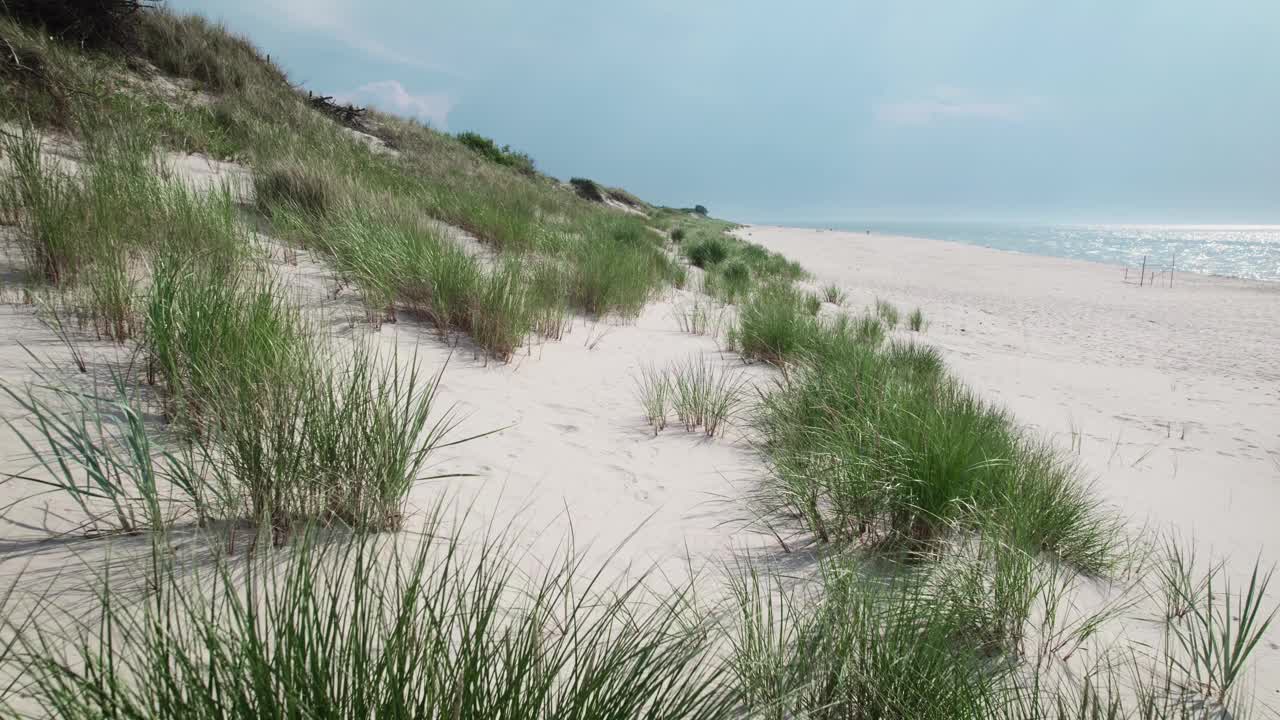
569 177 605 202
671 227 686 243
456 131 537 176
4 0 150 48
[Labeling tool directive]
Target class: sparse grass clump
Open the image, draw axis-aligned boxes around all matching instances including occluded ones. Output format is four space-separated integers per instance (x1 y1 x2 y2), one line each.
635 356 748 437
673 298 715 335
635 363 671 435
670 355 748 437
822 283 846 305
875 297 899 328
908 306 927 332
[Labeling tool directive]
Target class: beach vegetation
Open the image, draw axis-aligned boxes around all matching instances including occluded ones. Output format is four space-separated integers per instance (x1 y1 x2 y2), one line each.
908 306 927 332
2 7 1276 720
875 297 900 328
7 530 737 719
670 355 749 437
457 130 538 175
635 363 672 434
684 234 731 268
569 176 605 202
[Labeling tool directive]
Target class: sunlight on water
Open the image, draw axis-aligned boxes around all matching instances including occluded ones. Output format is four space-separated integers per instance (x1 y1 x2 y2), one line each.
825 221 1280 281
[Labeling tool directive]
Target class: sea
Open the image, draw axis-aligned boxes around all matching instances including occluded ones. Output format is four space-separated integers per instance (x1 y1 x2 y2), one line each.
809 221 1280 282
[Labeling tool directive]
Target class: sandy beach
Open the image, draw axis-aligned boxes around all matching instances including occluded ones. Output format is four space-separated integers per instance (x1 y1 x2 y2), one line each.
739 224 1280 691
3 215 1278 706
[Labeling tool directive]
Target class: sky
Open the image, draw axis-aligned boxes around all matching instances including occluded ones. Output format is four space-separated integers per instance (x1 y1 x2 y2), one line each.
170 0 1280 224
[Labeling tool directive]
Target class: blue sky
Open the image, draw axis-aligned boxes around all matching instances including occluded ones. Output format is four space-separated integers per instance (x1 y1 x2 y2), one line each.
171 0 1280 223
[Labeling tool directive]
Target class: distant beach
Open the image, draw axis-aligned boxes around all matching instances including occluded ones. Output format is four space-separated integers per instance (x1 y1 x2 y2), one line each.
786 220 1280 282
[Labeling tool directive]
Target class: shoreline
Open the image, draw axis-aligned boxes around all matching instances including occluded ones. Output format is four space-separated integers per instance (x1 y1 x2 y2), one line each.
753 222 1280 285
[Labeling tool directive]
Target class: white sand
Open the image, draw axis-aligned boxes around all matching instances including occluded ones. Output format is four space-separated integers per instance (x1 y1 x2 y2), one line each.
737 224 1280 692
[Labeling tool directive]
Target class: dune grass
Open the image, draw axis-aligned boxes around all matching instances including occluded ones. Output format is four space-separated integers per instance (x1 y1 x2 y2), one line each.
634 363 671 435
684 234 731 268
144 256 463 531
753 309 1121 572
874 297 900 328
822 283 846 305
1 121 246 340
671 355 749 437
3 7 1275 719
733 283 817 365
7 529 737 719
634 356 748 437
729 542 1276 720
673 297 718 336
908 306 927 332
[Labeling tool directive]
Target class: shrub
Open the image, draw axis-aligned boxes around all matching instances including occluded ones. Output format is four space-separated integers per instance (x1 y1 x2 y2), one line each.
684 235 730 268
671 227 686 243
6 0 146 48
569 176 604 202
456 131 537 175
694 204 708 216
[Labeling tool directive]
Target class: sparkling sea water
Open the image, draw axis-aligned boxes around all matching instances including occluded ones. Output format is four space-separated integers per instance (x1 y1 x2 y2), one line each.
819 221 1280 282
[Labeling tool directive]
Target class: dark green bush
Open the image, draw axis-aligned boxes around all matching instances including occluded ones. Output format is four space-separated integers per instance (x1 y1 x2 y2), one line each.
456 131 537 175
6 0 145 48
569 177 604 202
671 227 686 243
684 235 730 268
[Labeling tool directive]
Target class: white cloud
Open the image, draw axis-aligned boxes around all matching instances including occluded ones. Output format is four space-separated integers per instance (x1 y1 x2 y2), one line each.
256 0 452 74
339 81 455 129
876 87 1038 126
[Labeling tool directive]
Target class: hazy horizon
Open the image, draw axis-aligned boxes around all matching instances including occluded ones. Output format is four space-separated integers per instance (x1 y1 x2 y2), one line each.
171 0 1280 224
